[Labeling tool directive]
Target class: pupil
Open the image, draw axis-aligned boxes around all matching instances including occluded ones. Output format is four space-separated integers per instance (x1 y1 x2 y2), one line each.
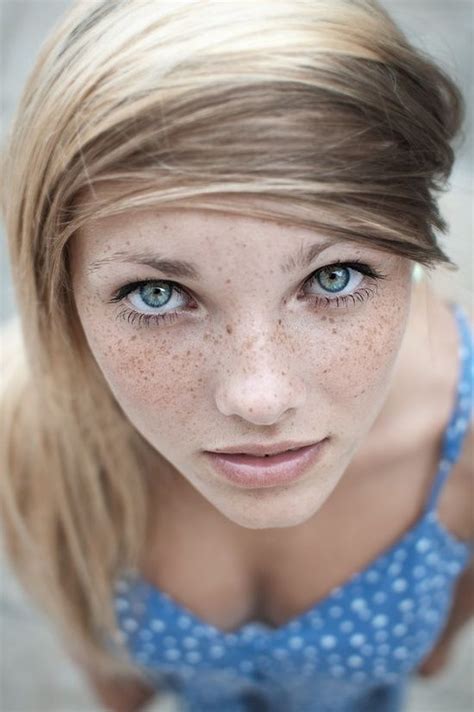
317 267 350 293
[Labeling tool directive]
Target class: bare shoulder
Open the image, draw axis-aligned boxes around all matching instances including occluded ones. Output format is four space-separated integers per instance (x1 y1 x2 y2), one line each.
429 290 473 542
390 284 462 443
390 285 473 540
446 422 474 542
450 299 473 540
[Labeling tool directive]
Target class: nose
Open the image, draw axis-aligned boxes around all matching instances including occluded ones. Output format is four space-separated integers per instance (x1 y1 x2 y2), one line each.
214 326 306 425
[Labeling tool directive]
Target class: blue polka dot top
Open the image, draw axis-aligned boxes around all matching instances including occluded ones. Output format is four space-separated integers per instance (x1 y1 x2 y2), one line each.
110 305 473 712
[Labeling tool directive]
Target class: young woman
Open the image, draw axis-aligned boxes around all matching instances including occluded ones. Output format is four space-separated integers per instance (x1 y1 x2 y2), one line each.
1 1 472 711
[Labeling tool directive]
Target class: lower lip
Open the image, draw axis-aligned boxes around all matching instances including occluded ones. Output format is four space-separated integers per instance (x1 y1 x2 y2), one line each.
204 440 328 489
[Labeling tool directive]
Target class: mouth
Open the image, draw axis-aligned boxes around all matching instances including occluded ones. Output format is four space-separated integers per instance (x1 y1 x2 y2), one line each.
208 440 319 458
203 439 329 489
245 446 307 458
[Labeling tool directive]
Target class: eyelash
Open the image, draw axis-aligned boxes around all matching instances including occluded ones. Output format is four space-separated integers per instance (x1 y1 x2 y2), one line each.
109 260 386 329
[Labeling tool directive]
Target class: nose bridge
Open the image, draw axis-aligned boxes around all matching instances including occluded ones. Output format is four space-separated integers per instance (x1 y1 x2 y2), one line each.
229 314 284 369
214 318 306 424
240 321 272 355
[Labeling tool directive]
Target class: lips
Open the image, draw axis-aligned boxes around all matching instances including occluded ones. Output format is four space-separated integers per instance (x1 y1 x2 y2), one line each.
213 446 311 465
209 440 318 457
204 440 328 489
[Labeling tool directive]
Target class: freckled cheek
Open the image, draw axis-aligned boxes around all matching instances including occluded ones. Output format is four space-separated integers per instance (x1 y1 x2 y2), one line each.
316 307 407 403
91 332 207 422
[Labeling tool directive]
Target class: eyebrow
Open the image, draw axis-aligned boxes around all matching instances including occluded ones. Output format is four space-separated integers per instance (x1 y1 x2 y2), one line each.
86 239 337 279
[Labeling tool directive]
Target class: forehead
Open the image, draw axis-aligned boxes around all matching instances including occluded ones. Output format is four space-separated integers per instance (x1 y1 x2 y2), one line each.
84 209 310 252
73 190 343 264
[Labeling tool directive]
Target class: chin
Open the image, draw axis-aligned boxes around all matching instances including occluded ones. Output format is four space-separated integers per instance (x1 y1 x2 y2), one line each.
216 482 335 531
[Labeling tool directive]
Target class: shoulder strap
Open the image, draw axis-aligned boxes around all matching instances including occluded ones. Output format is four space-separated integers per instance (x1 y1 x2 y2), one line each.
424 304 473 515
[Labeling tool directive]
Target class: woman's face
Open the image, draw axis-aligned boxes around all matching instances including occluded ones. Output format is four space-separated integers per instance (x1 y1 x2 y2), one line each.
70 198 413 532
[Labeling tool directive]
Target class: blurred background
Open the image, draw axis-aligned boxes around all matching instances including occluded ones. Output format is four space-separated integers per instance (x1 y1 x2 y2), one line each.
0 1 472 711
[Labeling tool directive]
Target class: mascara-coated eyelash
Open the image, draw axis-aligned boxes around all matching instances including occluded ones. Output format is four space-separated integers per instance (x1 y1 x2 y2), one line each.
108 260 386 329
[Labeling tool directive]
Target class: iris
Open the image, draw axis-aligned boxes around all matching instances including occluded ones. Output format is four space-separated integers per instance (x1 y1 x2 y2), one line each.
140 282 171 307
317 266 350 293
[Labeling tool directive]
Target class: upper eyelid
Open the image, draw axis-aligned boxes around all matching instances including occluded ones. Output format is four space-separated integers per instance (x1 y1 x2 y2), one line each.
110 279 187 301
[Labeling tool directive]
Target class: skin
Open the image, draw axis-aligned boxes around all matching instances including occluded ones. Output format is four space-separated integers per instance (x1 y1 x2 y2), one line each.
69 195 413 543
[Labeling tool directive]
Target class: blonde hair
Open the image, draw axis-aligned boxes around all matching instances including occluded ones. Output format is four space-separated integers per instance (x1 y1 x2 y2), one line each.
0 0 464 679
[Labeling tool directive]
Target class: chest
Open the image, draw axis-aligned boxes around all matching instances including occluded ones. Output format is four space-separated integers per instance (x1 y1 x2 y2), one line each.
140 441 469 635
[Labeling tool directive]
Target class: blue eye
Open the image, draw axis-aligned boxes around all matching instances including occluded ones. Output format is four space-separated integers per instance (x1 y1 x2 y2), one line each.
303 261 386 307
109 279 194 328
316 266 351 293
138 282 173 308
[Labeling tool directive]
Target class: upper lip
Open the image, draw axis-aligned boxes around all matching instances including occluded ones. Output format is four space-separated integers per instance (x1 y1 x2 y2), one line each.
207 440 321 457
